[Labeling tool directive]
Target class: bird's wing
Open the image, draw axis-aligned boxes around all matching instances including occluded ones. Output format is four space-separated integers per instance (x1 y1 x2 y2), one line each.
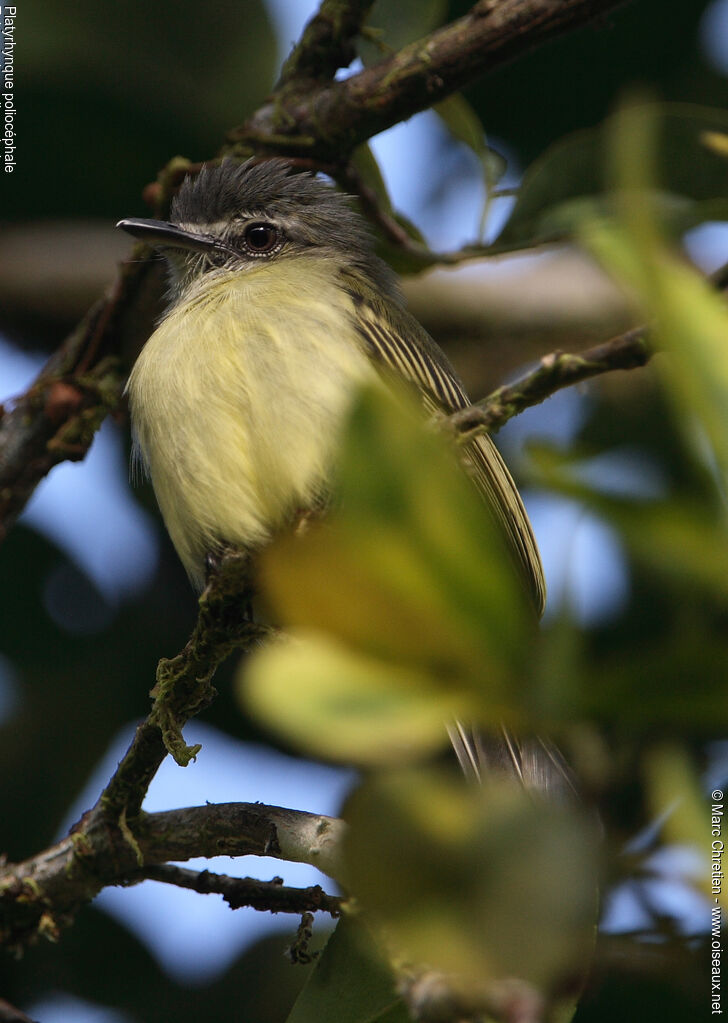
348 293 574 796
350 294 545 614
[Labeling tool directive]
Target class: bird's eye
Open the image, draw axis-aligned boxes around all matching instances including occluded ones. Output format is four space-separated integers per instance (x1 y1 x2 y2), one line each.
243 222 279 254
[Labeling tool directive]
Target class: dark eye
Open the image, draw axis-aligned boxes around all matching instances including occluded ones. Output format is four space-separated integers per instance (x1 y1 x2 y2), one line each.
243 222 279 254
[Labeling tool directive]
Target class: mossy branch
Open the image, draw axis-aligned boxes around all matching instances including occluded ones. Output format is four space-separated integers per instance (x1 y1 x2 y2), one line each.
235 0 630 161
449 325 651 441
0 801 345 954
96 550 269 821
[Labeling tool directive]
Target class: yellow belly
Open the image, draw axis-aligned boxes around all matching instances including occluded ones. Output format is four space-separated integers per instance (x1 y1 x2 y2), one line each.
126 258 375 587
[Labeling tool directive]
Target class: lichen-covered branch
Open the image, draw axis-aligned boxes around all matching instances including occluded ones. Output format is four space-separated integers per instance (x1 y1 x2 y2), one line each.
0 801 345 953
94 550 268 822
448 325 651 441
0 541 347 952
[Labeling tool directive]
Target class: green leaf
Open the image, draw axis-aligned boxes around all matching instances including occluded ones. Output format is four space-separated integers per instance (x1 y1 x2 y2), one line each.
579 102 728 484
434 95 489 163
262 385 530 688
334 385 531 665
350 143 396 217
349 145 435 276
434 94 507 239
496 102 728 253
286 915 408 1023
586 219 728 482
344 769 599 992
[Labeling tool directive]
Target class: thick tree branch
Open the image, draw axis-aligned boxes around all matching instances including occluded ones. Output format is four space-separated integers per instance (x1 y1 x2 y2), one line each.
0 801 345 952
0 257 163 540
276 0 376 87
234 0 631 159
136 804 346 877
137 864 343 916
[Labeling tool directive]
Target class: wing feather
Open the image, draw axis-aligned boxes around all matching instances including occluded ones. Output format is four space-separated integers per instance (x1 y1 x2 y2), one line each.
344 288 574 793
350 294 546 614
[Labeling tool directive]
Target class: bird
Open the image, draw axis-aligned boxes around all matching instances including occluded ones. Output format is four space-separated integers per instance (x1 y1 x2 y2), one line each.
117 157 566 793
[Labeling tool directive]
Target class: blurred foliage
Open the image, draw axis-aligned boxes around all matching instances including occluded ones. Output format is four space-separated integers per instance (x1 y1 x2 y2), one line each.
243 385 531 767
5 0 276 221
495 103 728 252
342 769 598 989
243 100 726 1022
1 1 727 1022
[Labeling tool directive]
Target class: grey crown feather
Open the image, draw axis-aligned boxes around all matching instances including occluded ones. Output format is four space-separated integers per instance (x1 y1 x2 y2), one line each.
171 158 400 301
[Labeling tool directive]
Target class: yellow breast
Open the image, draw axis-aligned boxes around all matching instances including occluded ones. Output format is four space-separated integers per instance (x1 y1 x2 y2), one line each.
127 257 375 587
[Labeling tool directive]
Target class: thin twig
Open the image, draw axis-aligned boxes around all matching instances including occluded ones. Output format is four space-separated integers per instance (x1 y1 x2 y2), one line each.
137 864 343 916
94 550 268 821
448 255 728 440
448 325 651 441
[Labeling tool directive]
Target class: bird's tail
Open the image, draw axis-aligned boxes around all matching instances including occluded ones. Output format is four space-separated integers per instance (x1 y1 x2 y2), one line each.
447 721 577 800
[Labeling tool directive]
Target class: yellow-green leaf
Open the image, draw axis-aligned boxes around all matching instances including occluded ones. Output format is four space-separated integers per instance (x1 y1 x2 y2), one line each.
241 630 469 767
580 102 728 483
286 914 406 1023
259 385 531 700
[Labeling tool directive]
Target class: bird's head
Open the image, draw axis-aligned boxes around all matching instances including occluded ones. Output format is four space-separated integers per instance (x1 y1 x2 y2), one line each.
117 158 397 302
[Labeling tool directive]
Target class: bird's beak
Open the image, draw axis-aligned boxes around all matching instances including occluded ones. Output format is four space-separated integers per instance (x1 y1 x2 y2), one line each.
116 217 224 256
